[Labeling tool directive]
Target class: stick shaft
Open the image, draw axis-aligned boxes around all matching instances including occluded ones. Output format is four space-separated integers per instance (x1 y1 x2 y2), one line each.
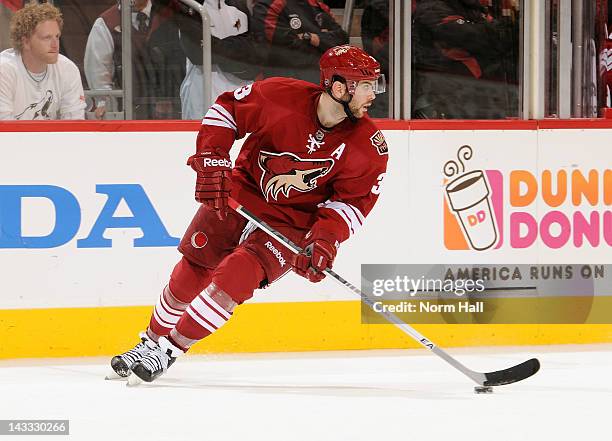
228 198 485 385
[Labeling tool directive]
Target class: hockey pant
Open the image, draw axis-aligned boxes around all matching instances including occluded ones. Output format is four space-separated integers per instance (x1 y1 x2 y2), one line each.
148 204 303 349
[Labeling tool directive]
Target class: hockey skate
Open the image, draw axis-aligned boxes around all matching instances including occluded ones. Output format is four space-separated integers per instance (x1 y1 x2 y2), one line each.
128 336 183 384
108 331 157 379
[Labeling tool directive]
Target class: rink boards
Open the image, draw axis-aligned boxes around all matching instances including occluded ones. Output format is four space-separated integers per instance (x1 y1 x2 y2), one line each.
0 119 611 358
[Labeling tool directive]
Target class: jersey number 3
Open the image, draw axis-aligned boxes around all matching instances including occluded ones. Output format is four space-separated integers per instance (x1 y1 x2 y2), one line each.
371 173 386 195
234 84 253 101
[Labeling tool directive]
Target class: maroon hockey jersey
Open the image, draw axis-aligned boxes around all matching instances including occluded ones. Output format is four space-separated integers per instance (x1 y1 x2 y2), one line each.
196 77 388 243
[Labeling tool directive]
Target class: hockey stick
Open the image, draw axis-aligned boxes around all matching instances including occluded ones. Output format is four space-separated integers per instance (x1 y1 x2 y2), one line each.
228 198 540 387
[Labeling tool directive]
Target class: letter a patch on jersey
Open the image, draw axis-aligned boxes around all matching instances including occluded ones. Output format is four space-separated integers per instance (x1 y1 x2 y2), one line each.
258 151 334 201
370 130 388 155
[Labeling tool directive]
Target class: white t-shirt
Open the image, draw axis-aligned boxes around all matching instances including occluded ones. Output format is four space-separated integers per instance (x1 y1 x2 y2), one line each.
0 48 86 120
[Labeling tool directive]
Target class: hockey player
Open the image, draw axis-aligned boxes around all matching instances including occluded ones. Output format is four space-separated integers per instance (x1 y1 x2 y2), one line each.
112 45 389 383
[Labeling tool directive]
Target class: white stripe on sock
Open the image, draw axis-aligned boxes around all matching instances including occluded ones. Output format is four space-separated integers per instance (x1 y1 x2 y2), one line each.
185 307 217 333
190 295 229 328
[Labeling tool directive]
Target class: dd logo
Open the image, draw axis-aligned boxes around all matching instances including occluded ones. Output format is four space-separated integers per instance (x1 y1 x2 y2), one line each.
468 210 487 227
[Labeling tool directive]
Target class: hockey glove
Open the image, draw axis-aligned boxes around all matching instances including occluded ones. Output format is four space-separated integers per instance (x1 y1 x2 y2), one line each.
187 147 232 220
292 229 338 283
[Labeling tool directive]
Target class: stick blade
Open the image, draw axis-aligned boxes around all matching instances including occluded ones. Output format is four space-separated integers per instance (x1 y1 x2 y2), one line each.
483 358 540 386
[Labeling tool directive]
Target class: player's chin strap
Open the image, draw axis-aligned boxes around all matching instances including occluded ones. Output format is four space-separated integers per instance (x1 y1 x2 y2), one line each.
326 81 358 123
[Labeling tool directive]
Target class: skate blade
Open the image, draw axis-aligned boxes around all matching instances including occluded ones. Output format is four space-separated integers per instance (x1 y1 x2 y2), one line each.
105 370 128 381
126 373 143 387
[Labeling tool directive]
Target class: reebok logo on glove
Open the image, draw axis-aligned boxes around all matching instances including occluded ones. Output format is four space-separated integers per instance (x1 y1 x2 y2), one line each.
203 158 232 168
188 148 232 220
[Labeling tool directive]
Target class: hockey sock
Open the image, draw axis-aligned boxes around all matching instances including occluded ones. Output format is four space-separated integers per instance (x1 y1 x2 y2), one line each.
170 283 234 350
147 257 213 340
147 284 190 340
169 248 265 350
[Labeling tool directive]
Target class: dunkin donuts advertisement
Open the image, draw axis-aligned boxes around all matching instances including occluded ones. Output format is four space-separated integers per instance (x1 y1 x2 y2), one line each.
438 139 611 255
362 128 612 324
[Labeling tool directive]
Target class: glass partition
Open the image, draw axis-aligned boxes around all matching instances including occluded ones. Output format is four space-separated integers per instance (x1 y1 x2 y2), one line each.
67 0 185 120
0 2 19 53
544 0 559 117
598 0 610 110
411 0 521 119
357 0 391 118
250 0 393 118
578 0 608 117
546 0 609 118
1 0 611 120
604 0 612 108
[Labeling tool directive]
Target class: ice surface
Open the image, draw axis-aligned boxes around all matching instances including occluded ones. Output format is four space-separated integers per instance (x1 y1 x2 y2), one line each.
0 345 608 441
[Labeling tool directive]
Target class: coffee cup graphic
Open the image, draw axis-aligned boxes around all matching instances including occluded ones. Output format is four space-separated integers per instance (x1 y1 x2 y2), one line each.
445 170 498 250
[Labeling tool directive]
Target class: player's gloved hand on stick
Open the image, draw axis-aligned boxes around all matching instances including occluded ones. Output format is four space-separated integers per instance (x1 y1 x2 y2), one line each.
187 147 232 220
292 228 338 283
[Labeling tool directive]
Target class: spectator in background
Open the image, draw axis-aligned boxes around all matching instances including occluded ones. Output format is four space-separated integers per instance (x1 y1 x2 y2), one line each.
0 2 85 120
176 0 263 120
412 0 512 119
252 0 348 85
361 0 389 117
84 0 184 119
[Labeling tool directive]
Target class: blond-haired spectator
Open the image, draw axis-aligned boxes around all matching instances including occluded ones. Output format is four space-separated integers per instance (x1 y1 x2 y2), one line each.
0 2 85 120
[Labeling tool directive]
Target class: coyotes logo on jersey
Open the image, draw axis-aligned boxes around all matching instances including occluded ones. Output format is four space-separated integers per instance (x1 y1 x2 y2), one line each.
258 151 334 201
370 130 388 155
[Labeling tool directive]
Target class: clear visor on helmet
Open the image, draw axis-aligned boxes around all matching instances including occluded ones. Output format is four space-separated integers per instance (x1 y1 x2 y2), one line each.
373 74 386 94
354 75 386 95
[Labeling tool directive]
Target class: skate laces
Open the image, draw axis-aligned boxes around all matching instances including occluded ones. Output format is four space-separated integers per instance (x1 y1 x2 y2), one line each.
119 332 153 366
140 347 170 373
139 337 183 373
